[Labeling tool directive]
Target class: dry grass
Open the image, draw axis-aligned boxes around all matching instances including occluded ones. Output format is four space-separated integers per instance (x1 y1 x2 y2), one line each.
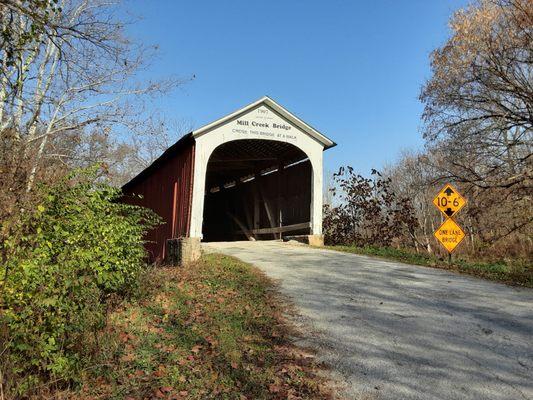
325 245 533 288
38 254 333 400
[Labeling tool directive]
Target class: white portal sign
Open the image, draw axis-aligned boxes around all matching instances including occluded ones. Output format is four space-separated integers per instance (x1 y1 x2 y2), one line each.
229 105 299 143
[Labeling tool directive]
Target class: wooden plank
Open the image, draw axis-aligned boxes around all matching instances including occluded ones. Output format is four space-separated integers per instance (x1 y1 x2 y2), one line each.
253 186 260 230
238 222 310 235
258 186 277 239
228 212 253 241
277 162 283 239
242 190 254 239
171 181 178 237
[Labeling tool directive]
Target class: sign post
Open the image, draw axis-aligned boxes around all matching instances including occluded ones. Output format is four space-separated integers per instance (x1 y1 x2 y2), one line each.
433 184 467 260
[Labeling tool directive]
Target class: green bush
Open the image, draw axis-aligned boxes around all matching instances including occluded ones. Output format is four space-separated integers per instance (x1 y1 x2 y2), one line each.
0 168 160 396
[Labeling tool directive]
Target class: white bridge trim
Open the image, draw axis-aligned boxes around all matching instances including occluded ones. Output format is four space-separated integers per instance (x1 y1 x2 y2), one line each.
189 97 332 239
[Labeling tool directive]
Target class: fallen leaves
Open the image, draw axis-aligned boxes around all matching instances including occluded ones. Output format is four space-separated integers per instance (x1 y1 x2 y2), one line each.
268 383 281 393
191 344 202 354
69 258 332 399
160 386 173 393
120 351 136 363
152 364 166 377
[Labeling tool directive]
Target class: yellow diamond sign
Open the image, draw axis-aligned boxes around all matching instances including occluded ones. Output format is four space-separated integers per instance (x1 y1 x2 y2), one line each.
433 184 466 218
434 218 465 253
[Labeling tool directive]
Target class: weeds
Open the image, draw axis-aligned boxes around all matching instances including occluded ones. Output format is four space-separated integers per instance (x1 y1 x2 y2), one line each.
325 245 532 288
56 254 332 399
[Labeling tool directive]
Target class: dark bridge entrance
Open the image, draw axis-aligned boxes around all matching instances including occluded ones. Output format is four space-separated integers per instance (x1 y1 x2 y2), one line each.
202 139 312 242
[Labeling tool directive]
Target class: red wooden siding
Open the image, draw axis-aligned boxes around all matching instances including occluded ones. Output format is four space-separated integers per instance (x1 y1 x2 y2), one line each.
122 139 195 262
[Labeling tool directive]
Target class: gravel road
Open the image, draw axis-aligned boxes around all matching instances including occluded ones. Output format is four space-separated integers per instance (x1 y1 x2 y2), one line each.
203 241 533 400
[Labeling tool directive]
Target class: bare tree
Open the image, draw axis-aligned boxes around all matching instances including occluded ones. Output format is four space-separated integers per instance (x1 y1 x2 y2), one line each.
384 150 443 253
414 0 533 256
127 116 193 172
420 0 532 191
0 0 184 192
0 0 188 291
0 0 61 69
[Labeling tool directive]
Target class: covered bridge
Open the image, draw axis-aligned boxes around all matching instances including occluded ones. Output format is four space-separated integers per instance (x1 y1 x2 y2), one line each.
122 96 335 263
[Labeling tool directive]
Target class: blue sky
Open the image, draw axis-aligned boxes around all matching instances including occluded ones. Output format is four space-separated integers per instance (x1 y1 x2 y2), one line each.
125 0 468 174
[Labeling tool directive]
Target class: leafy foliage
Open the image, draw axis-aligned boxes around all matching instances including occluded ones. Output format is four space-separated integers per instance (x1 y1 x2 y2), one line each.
323 167 418 247
70 254 331 399
0 167 160 396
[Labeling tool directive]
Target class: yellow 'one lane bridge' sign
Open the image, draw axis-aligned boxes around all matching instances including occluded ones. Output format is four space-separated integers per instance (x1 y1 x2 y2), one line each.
434 218 466 253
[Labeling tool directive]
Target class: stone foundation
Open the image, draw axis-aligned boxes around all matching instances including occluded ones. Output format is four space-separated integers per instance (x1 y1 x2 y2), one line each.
166 237 201 266
307 234 324 247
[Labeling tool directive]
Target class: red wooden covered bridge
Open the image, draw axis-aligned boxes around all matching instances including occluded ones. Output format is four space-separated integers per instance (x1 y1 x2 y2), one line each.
122 96 335 263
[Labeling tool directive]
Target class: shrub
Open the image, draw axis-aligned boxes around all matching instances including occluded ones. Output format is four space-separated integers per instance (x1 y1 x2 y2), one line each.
324 167 418 247
0 167 160 396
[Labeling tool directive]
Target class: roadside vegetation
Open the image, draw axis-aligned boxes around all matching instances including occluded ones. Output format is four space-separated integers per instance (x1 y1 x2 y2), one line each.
0 2 189 396
49 254 330 399
325 245 532 288
323 0 532 284
1 167 331 398
0 169 161 397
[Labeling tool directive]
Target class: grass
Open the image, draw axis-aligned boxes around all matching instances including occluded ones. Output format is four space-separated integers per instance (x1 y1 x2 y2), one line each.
54 254 332 399
324 245 533 288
